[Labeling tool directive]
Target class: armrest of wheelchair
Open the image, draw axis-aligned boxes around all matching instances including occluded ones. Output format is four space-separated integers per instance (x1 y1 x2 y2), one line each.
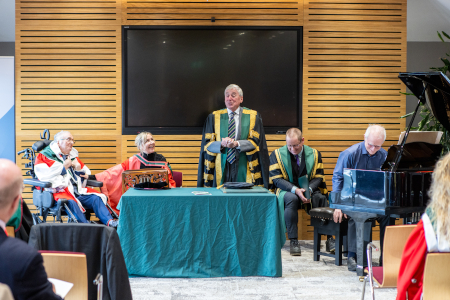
87 179 103 188
24 178 52 188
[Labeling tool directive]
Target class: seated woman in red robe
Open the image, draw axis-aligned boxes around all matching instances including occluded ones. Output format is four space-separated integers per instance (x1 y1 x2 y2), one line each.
94 132 176 214
396 152 450 300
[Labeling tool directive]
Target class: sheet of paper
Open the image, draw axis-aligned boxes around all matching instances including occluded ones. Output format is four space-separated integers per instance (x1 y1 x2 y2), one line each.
48 278 74 298
191 191 212 195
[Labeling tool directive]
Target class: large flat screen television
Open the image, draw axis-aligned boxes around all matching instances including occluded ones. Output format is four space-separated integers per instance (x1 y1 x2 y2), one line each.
123 26 302 135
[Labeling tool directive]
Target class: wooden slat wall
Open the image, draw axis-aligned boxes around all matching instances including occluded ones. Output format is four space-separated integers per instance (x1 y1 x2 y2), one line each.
303 0 406 186
15 0 406 239
122 0 303 26
301 0 406 239
15 0 123 209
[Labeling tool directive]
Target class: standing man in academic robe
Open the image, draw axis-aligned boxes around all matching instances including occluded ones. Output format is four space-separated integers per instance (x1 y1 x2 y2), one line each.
197 84 270 188
269 128 333 255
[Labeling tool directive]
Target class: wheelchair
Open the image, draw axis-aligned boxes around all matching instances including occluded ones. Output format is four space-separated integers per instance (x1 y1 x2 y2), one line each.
18 129 118 225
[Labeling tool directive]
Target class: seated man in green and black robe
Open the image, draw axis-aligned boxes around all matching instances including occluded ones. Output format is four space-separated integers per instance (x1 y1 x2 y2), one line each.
269 128 333 256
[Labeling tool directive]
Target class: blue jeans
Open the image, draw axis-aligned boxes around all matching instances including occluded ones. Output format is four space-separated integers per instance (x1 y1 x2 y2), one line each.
65 195 112 225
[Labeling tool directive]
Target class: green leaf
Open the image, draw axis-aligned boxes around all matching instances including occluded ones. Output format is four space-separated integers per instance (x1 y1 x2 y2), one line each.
400 111 415 118
443 31 450 40
438 31 445 42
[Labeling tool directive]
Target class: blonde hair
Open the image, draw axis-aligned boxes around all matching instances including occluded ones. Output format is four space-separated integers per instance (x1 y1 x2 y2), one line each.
135 132 153 151
286 128 302 142
428 152 450 243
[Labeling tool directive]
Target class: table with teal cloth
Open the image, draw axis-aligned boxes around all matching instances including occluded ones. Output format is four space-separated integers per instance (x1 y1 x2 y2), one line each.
117 187 285 278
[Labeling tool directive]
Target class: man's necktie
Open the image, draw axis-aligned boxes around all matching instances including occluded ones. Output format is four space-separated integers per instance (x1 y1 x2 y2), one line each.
295 154 300 167
227 112 236 164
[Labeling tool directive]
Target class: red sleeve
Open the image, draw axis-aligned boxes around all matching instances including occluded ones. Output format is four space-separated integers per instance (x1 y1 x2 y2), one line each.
396 220 428 300
121 159 130 170
75 157 85 169
35 153 55 167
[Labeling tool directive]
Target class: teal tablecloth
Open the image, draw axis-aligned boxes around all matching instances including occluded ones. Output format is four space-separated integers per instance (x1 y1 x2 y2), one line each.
117 187 284 278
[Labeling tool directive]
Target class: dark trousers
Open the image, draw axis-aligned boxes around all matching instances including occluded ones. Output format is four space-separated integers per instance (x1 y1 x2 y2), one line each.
224 161 238 183
284 191 331 240
284 192 301 239
347 215 394 255
76 194 113 225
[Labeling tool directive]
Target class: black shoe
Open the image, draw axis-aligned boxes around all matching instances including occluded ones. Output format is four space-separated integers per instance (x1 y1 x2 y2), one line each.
108 219 119 228
325 237 335 253
290 239 301 256
347 257 357 272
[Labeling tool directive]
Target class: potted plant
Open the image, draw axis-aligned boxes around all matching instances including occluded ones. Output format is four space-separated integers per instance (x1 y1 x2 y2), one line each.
401 31 450 155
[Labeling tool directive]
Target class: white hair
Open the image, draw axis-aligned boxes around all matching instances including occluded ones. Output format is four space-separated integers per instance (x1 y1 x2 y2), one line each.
364 124 386 141
135 131 153 151
53 130 71 142
224 84 243 97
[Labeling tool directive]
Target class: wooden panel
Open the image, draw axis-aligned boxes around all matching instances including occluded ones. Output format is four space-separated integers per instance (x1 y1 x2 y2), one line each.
303 0 407 190
122 0 303 26
16 0 121 26
15 25 122 135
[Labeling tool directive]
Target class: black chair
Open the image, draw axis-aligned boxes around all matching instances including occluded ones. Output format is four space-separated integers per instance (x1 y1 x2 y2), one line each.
29 223 132 300
18 129 117 224
310 207 348 266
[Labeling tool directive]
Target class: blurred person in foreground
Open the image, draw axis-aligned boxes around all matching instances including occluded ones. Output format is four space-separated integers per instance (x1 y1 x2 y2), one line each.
396 152 450 300
0 159 62 300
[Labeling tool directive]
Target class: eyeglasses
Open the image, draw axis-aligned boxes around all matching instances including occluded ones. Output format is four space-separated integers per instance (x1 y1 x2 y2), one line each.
287 143 301 149
367 142 382 149
63 138 76 144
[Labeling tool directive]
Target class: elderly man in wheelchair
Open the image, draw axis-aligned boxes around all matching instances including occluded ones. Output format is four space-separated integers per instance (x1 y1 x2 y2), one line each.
27 130 118 227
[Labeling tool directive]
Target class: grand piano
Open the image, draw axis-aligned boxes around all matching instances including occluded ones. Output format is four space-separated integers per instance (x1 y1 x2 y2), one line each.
329 72 450 276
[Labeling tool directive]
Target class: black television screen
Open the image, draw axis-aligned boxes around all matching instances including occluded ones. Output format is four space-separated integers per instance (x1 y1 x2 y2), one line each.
123 26 302 135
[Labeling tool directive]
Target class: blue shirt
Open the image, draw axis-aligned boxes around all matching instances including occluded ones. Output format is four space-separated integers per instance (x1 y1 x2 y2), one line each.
332 141 387 192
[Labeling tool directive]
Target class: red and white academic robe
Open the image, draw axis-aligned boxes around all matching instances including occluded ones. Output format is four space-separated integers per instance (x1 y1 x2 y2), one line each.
396 211 450 300
34 142 107 213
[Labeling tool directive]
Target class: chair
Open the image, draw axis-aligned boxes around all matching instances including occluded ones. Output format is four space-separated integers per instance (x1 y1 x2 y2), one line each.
422 252 450 299
29 223 132 300
5 226 14 237
310 207 348 266
361 224 416 300
172 171 183 187
18 129 117 224
40 251 88 300
0 283 13 300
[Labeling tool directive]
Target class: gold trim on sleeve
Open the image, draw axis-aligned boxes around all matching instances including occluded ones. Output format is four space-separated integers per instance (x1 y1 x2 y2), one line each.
269 164 280 171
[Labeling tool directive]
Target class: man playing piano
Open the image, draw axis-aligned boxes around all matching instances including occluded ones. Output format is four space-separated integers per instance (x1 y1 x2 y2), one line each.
332 124 391 271
269 128 331 256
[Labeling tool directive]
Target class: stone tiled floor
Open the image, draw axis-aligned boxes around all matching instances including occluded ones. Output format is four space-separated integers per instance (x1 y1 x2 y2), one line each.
129 240 397 300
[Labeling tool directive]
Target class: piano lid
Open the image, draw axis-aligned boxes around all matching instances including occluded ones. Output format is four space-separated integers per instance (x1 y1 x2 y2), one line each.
381 142 442 171
399 72 450 132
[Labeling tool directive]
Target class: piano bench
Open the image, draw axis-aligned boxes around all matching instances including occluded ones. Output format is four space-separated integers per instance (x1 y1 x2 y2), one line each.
310 207 348 266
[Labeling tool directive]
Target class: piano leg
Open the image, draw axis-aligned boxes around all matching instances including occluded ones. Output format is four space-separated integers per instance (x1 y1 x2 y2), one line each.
344 212 377 276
